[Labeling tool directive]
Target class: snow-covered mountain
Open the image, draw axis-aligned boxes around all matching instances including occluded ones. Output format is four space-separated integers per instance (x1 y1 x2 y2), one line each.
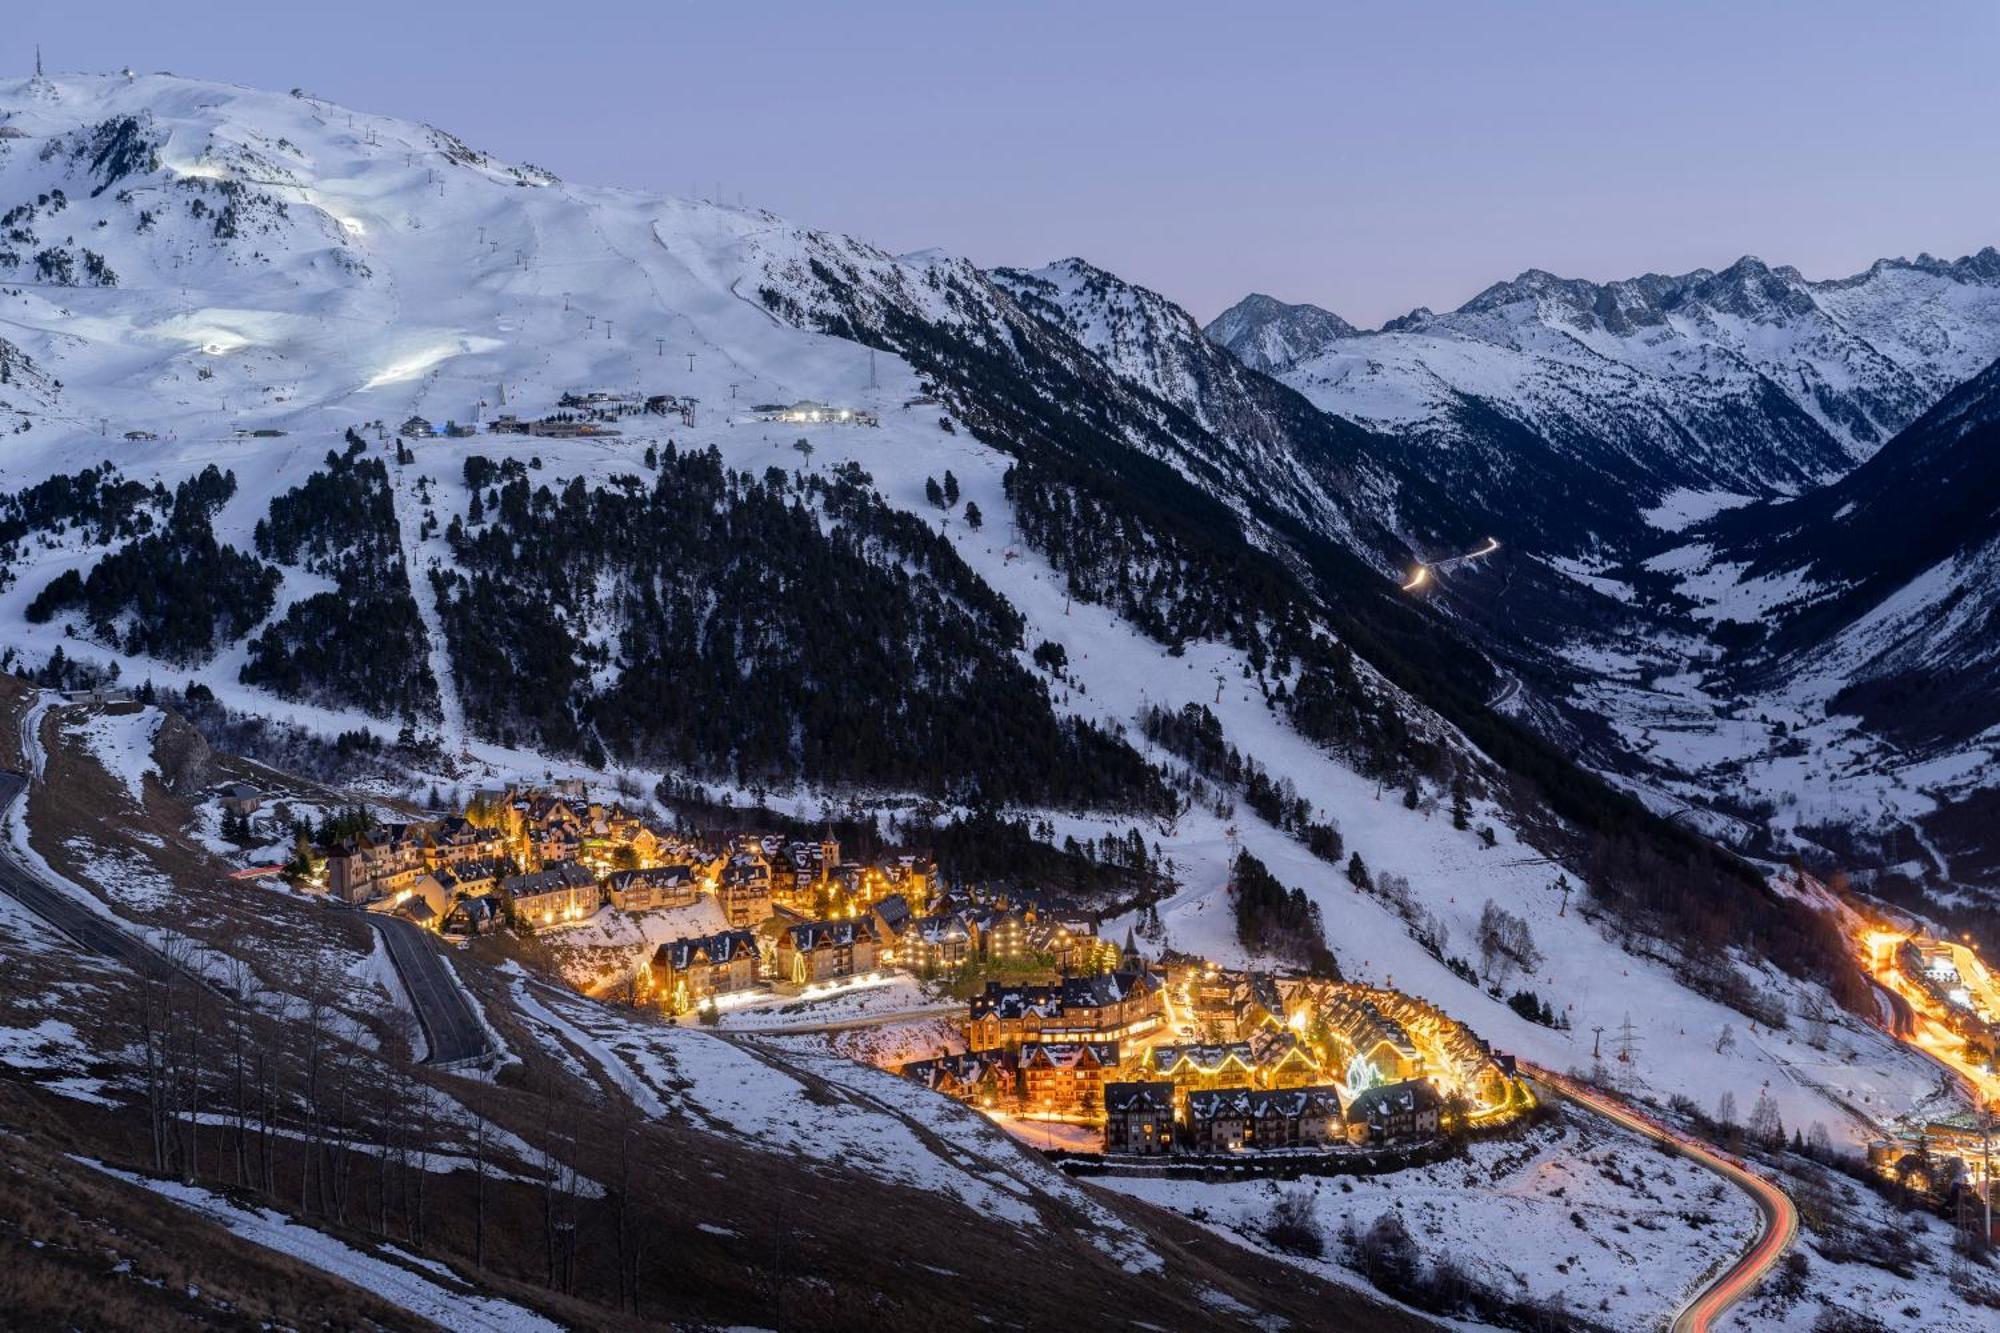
0 71 1960 1215
1608 355 2000 887
1205 252 2000 553
1204 291 1357 373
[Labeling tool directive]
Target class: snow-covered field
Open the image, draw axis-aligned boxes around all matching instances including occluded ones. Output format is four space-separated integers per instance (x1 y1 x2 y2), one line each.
1102 1118 1760 1330
62 708 162 810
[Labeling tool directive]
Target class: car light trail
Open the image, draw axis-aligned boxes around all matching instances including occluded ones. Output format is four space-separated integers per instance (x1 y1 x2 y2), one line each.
1528 1066 1797 1333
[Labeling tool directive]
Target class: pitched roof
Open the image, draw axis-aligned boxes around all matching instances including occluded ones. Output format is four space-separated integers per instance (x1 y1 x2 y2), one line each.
435 859 505 892
872 894 913 932
605 864 696 892
1188 1085 1346 1121
1018 1041 1119 1070
503 859 599 897
1104 1081 1176 1115
969 983 1063 1021
1348 1078 1442 1120
903 1048 1013 1089
910 914 970 945
1248 1028 1320 1069
653 929 759 971
1059 969 1160 1009
785 916 879 950
1150 1042 1256 1075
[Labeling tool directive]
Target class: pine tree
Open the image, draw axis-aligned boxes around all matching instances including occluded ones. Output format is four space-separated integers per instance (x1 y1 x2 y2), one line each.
942 470 960 507
963 500 982 530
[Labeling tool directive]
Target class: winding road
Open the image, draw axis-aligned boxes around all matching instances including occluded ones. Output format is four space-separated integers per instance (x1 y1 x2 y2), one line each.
0 770 181 980
1532 1068 1797 1333
366 913 493 1067
1401 535 1502 592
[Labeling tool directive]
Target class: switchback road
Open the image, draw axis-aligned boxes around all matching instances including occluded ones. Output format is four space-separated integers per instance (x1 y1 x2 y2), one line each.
367 913 493 1067
1531 1067 1797 1333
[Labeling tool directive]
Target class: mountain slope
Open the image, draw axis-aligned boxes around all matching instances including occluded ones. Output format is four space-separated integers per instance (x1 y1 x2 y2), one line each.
0 71 1905 1180
1207 251 2000 554
1702 355 2000 749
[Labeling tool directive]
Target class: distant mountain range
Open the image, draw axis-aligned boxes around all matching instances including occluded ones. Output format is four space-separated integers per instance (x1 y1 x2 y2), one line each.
1201 251 2000 893
1208 252 2000 554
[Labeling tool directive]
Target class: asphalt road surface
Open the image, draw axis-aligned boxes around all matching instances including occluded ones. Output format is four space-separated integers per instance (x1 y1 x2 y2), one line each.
1532 1066 1798 1333
368 913 492 1066
0 770 178 980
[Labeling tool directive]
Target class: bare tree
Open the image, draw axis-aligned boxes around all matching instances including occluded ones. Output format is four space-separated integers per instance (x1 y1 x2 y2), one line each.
1477 900 1541 988
470 1105 489 1269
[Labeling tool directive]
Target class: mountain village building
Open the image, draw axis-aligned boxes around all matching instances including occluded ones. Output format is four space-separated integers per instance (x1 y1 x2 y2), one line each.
776 916 881 985
503 860 601 929
650 929 761 1011
1102 1081 1177 1154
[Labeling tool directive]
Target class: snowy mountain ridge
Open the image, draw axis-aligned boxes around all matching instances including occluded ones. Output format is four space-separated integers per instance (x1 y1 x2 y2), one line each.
1206 249 2000 552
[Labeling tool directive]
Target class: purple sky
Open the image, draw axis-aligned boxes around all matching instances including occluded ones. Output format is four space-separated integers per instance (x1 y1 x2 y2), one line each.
15 1 2000 325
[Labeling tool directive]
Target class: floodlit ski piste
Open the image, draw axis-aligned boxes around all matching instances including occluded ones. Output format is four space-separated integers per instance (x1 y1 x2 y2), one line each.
0 69 1995 1330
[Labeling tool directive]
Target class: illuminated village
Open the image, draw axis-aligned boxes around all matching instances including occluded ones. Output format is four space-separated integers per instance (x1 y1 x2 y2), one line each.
1857 924 2000 1200
295 782 1530 1160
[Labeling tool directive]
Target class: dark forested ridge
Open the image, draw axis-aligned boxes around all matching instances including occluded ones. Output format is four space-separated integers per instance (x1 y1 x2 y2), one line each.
24 464 277 664
434 445 1164 809
240 435 440 721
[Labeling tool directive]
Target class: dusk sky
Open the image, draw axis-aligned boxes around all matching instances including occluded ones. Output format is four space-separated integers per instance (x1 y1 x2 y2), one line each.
14 0 1999 324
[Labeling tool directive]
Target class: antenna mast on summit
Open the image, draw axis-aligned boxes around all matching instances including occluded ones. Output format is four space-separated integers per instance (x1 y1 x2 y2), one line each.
35 45 43 78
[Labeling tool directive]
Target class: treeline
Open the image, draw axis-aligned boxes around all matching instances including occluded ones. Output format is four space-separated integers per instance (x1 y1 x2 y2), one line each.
1006 461 1445 784
0 461 158 589
26 464 277 664
241 436 438 721
437 445 1164 810
178 682 440 788
1232 850 1337 975
253 434 402 582
1140 701 1344 858
927 810 1174 906
650 778 1169 908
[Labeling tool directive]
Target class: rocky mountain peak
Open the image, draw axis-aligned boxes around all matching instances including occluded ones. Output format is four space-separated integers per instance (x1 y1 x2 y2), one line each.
1202 292 1357 371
